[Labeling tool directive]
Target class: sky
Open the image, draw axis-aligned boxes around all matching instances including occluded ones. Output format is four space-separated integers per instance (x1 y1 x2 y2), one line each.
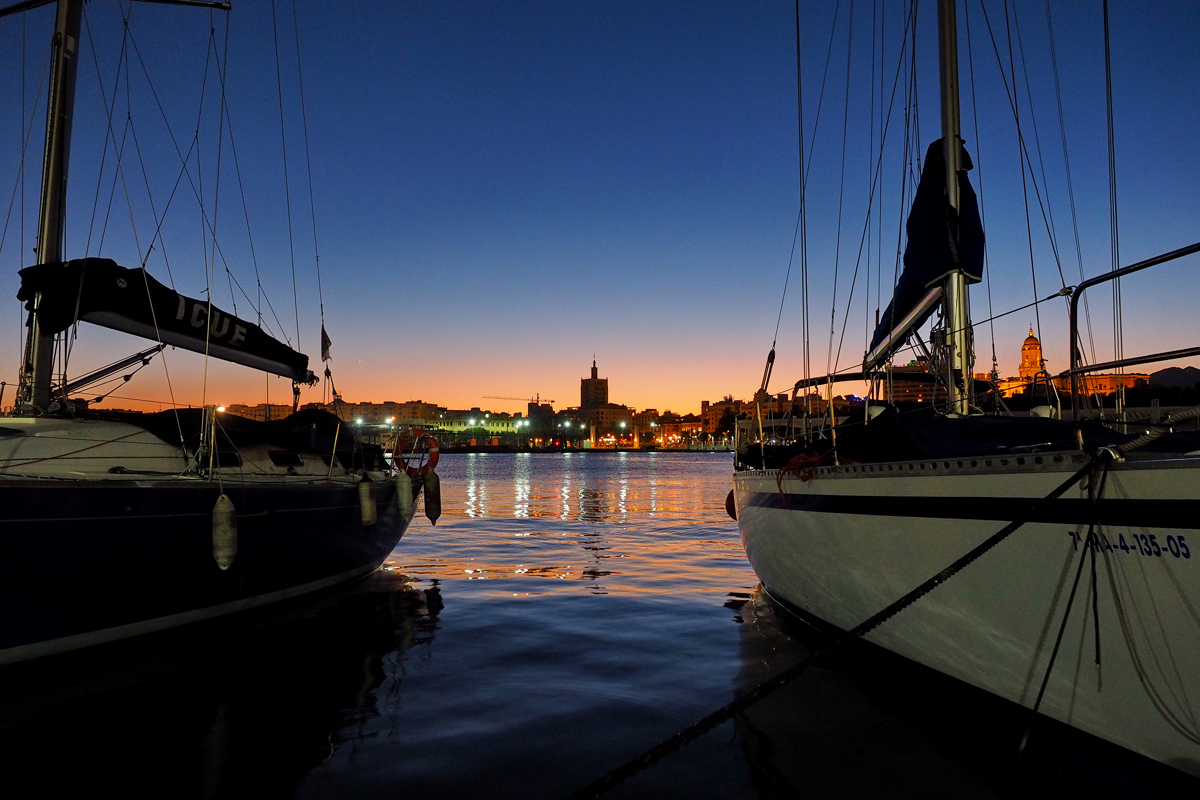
0 0 1197 415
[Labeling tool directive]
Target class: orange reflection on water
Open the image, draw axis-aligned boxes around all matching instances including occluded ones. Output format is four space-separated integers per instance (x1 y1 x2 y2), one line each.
401 453 746 597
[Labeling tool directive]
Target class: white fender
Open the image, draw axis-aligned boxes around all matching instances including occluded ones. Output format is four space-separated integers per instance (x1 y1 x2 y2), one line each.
395 469 414 521
212 493 238 570
359 475 377 527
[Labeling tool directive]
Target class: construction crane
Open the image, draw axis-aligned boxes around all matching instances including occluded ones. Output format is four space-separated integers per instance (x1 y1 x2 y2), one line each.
482 394 555 405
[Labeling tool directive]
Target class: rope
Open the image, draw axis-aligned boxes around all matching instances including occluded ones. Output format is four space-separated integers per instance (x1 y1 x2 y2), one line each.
1113 405 1200 454
567 456 1097 799
1102 0 1125 419
270 0 302 352
963 1 998 382
1017 455 1111 759
1100 535 1200 746
289 0 326 330
824 0 855 378
1044 0 1098 370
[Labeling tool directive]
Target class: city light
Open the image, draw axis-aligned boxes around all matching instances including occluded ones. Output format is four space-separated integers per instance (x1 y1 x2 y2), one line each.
356 418 363 425
216 406 225 412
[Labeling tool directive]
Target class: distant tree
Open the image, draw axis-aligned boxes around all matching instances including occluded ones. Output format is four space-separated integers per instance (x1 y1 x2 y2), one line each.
716 410 737 435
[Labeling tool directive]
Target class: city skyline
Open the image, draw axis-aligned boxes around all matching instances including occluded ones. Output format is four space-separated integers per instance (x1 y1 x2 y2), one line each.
0 2 1197 414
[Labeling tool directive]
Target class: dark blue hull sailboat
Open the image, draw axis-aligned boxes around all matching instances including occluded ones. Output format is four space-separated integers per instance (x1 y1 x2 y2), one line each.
0 0 435 664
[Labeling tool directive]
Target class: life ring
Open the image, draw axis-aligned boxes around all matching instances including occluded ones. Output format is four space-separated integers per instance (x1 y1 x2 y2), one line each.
398 434 440 477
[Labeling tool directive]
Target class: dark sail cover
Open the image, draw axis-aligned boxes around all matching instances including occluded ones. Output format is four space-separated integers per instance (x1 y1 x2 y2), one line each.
18 258 314 383
868 138 985 355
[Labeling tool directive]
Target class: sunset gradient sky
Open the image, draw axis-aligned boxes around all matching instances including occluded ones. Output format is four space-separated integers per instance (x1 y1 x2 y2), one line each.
0 0 1196 415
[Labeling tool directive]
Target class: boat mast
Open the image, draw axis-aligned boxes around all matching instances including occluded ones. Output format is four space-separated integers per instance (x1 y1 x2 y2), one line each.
19 0 82 411
10 0 230 411
937 0 971 415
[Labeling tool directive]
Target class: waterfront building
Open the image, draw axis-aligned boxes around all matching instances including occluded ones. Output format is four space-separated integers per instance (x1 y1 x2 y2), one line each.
225 403 292 422
996 329 1147 398
581 359 608 407
701 397 749 433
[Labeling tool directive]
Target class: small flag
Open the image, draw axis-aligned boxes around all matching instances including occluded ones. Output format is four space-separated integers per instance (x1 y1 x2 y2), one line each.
320 325 332 362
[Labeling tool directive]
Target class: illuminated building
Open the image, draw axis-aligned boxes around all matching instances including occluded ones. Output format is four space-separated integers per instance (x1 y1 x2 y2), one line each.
580 358 608 407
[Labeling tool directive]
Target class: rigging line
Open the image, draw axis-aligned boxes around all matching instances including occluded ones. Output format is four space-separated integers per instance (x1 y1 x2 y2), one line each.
1016 458 1109 761
270 0 302 352
874 0 884 327
1044 0 1096 369
1000 0 1042 349
774 217 800 350
832 1 917 374
826 0 917 374
1102 0 1124 397
129 102 192 283
81 5 130 261
864 0 876 359
289 0 325 326
1011 1 1069 294
964 0 998 378
211 31 265 333
882 0 918 363
121 21 239 293
1100 533 1200 745
824 0 855 378
974 1 1070 302
800 0 844 198
0 32 50 263
19 4 24 274
795 0 810 386
209 12 233 314
112 1 183 447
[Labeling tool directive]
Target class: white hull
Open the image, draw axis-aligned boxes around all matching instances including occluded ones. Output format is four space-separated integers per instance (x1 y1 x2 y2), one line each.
734 452 1200 777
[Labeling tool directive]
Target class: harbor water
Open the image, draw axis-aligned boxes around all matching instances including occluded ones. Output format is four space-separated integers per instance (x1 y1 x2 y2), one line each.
0 452 1180 798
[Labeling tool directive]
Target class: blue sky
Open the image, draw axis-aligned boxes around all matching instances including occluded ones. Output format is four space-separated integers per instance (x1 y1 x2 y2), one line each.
0 0 1196 413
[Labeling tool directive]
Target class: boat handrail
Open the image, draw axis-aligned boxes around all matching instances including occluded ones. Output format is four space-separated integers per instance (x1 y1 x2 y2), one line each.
1067 240 1200 418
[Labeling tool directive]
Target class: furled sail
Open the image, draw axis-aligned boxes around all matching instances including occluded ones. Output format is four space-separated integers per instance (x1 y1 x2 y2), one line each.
867 138 985 362
18 258 315 383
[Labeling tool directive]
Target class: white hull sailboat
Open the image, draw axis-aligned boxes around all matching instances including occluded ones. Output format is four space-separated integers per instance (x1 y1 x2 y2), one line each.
732 0 1200 778
735 453 1200 774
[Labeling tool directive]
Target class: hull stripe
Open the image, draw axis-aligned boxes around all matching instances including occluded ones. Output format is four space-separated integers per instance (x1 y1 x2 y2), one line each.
743 491 1200 529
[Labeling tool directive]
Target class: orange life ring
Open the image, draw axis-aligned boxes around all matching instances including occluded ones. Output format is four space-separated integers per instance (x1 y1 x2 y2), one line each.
399 434 440 477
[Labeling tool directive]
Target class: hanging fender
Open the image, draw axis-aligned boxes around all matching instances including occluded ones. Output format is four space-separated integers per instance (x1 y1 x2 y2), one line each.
359 474 378 527
423 469 442 526
399 435 440 478
212 493 238 570
395 469 415 522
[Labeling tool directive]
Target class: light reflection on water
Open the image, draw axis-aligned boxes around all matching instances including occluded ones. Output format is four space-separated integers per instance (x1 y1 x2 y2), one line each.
452 451 720 524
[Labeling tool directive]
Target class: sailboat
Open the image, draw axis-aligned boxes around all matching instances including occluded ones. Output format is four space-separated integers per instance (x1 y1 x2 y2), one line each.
732 0 1200 778
0 0 433 665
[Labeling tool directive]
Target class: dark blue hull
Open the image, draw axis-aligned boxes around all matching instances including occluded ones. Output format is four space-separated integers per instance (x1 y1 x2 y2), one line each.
0 477 410 664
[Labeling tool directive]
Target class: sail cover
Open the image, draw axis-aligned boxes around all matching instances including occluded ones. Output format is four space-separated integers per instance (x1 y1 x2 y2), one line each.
868 138 985 357
18 258 315 383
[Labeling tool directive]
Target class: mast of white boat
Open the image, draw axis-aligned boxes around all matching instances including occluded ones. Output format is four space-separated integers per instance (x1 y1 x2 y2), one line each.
937 0 971 415
4 0 230 412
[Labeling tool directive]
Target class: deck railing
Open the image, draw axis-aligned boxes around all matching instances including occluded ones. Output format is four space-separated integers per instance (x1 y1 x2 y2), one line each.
1065 241 1200 419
